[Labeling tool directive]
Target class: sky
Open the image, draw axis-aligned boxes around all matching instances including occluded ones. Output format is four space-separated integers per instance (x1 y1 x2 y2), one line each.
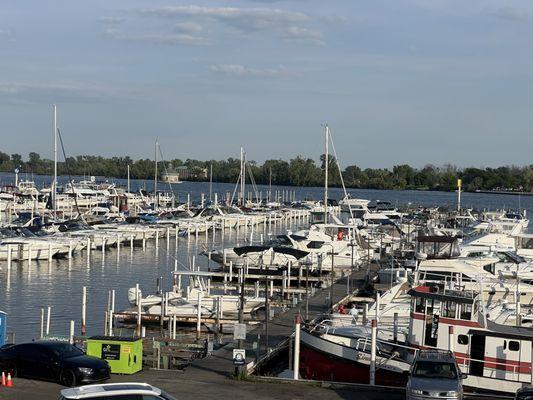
1 0 532 169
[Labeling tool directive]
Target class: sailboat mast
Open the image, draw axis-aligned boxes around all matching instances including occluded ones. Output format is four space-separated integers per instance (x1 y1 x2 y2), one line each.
324 124 329 224
240 147 245 206
127 165 131 193
154 139 158 210
209 163 213 202
269 166 272 203
53 104 57 218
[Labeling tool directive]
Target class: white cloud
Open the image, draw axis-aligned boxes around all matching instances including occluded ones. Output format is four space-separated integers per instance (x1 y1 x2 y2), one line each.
97 16 126 25
0 28 14 41
108 32 209 46
0 82 124 103
112 5 323 47
210 64 293 78
483 6 527 22
281 26 324 45
137 5 309 32
174 21 203 34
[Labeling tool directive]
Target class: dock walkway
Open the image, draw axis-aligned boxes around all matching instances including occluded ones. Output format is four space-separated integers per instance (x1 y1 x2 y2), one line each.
182 266 372 381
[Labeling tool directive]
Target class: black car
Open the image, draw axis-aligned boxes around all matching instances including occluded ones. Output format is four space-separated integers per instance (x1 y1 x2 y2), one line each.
0 341 110 386
516 387 533 400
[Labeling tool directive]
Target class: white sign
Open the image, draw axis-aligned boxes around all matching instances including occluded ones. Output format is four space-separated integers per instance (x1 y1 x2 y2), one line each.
233 323 247 340
233 349 246 365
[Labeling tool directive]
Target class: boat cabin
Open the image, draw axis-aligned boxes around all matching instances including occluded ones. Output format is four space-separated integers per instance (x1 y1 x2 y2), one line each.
408 286 533 392
416 236 460 259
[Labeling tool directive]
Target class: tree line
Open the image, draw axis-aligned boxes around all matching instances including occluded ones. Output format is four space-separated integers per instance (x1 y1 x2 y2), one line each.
1 150 532 192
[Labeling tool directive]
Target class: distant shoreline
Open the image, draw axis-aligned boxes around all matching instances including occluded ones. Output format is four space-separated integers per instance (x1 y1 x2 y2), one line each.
473 190 533 196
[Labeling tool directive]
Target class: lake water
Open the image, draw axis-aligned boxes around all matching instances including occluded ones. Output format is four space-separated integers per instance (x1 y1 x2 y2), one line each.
0 172 532 341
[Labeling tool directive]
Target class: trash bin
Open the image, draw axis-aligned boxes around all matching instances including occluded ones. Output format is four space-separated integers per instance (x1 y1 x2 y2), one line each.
0 311 7 346
86 336 142 374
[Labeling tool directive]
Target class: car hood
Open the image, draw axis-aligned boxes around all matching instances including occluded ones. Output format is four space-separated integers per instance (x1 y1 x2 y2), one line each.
62 355 109 369
409 377 460 392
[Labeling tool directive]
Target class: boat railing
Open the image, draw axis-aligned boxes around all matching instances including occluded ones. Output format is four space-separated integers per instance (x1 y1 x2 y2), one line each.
456 356 530 382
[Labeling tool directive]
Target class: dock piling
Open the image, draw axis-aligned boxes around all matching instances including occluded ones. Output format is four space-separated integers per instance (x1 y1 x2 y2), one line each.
81 286 87 336
293 314 301 380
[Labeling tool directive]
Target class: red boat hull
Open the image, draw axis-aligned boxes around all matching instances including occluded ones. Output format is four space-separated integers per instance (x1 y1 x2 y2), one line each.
300 342 407 387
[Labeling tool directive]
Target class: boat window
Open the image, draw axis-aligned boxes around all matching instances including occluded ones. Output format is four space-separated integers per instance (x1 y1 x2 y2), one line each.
483 264 495 275
459 304 472 320
306 241 324 249
442 301 457 318
458 335 468 345
509 341 520 351
522 238 533 250
426 300 441 316
465 252 479 258
415 297 425 313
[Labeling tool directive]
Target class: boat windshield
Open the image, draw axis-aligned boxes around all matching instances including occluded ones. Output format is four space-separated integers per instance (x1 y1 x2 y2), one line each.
413 361 457 379
0 229 17 239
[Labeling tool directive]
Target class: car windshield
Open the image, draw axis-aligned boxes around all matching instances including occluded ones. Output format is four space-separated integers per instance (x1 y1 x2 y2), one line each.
413 361 457 379
48 343 84 359
161 390 178 400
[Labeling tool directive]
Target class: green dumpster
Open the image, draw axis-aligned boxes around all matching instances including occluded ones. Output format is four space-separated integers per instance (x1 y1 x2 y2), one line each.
86 336 142 374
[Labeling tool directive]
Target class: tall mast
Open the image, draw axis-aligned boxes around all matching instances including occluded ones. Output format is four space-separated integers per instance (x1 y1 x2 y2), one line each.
127 165 131 193
53 104 57 218
324 124 329 224
240 147 245 206
269 166 272 203
154 139 158 209
209 163 213 202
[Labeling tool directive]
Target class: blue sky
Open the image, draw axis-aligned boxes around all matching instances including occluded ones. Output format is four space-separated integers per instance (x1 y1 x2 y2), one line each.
1 0 532 168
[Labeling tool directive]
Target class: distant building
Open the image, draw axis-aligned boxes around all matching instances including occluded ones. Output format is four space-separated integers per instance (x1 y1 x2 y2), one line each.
161 166 208 182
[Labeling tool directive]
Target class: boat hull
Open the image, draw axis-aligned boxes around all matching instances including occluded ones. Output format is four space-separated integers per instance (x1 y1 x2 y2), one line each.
299 330 408 387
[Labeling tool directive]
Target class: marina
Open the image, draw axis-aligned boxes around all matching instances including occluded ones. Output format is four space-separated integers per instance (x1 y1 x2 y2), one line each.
0 163 533 400
2 2 533 398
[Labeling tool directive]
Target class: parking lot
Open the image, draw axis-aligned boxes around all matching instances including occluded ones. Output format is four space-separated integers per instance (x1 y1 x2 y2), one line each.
0 369 406 400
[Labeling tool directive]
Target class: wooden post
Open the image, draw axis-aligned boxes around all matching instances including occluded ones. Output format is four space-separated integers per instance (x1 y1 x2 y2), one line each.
69 320 75 344
293 314 301 380
81 286 87 336
370 319 377 385
46 306 51 336
40 308 44 339
7 245 12 270
87 237 91 262
136 290 142 337
196 292 202 339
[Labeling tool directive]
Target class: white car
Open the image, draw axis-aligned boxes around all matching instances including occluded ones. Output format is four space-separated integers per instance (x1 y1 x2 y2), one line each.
59 382 177 400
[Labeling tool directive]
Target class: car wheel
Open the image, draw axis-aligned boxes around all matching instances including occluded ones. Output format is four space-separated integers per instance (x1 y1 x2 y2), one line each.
59 369 77 387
